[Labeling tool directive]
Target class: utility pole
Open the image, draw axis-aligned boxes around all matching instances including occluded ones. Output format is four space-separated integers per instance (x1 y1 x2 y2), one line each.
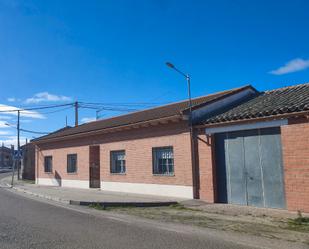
12 110 20 186
17 110 21 180
75 101 78 126
10 144 14 187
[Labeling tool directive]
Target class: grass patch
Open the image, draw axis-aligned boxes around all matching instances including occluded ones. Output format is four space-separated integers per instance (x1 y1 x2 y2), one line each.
88 203 136 211
287 211 309 232
168 203 200 212
89 203 106 210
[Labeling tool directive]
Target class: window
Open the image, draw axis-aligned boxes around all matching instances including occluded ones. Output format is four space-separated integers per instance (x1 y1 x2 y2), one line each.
152 147 174 175
44 156 52 173
110 150 126 174
67 154 77 173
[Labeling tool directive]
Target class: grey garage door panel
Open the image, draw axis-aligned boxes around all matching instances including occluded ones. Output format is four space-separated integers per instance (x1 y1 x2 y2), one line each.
259 128 286 209
243 130 264 208
226 132 247 205
215 127 286 209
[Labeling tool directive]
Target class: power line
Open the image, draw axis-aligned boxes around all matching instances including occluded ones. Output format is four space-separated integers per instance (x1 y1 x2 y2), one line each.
5 122 50 135
78 105 138 112
78 101 166 107
19 103 74 111
20 128 50 135
16 103 73 109
39 105 73 115
0 103 74 113
0 101 166 114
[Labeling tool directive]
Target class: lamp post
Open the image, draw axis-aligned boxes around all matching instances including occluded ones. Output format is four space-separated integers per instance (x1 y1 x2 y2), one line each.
166 62 193 122
166 62 198 198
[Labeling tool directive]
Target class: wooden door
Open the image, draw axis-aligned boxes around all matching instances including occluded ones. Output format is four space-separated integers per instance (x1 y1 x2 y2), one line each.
89 146 100 188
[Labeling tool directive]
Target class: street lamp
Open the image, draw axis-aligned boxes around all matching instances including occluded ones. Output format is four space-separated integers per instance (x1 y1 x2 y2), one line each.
165 62 192 124
165 62 198 198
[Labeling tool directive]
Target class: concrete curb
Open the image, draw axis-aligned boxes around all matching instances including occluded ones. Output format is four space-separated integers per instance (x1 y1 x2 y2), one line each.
12 186 70 204
0 177 70 204
70 200 178 208
0 177 178 208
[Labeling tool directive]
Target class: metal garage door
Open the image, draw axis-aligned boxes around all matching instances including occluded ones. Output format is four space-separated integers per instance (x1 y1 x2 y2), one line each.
215 127 286 209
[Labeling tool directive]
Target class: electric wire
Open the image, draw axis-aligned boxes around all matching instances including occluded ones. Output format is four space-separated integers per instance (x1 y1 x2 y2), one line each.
5 123 50 135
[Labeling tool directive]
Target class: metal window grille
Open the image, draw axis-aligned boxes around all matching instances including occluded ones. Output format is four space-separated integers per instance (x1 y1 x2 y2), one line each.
110 150 126 174
67 154 77 173
152 147 174 175
44 156 52 173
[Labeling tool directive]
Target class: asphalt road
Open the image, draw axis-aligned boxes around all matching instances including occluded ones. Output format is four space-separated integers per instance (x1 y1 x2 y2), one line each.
0 173 304 249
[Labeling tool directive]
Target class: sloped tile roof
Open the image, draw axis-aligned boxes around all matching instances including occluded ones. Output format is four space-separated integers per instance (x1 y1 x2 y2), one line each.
204 83 309 124
33 85 253 142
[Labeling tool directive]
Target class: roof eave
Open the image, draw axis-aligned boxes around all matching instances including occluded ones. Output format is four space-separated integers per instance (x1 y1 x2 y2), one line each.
195 110 309 129
32 114 184 144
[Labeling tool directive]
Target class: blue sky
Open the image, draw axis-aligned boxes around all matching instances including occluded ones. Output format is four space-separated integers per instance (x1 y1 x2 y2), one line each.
0 0 309 146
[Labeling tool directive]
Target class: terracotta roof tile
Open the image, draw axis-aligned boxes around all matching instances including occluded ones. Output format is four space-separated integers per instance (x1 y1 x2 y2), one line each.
204 83 309 124
33 85 252 142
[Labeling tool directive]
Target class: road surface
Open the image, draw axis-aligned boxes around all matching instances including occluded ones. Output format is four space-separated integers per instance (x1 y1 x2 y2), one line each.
0 173 305 249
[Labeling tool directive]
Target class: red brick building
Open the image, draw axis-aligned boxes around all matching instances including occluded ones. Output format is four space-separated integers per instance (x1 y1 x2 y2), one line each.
32 83 309 212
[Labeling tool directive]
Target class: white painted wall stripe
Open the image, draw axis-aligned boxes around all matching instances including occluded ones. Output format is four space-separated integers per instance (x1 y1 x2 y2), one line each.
101 181 193 199
62 180 89 189
37 178 89 189
36 178 193 198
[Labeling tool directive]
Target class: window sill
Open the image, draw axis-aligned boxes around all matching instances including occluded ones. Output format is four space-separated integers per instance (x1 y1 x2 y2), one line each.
110 173 126 175
67 172 78 175
44 172 53 174
153 174 175 177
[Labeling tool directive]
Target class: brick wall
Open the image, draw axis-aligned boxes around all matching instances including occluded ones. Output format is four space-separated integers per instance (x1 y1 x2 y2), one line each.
196 131 215 202
36 121 193 187
281 117 309 212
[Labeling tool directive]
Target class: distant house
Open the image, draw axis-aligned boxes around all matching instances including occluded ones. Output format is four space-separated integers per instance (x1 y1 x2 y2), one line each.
22 143 35 180
0 144 13 168
32 83 309 212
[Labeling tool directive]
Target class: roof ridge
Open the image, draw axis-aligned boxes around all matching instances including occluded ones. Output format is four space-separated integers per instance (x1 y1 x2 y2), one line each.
76 84 252 127
265 82 309 93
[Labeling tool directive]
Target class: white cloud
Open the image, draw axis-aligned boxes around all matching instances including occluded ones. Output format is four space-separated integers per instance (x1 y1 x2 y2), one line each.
25 92 72 104
81 117 96 123
0 130 12 136
7 97 17 102
0 115 13 120
0 104 45 119
270 58 309 75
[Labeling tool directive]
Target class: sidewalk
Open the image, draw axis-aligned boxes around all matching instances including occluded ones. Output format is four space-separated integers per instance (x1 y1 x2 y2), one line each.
182 199 304 219
0 175 303 218
0 175 183 206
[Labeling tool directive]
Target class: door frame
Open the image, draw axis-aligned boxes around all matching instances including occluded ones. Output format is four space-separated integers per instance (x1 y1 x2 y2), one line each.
89 145 101 188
